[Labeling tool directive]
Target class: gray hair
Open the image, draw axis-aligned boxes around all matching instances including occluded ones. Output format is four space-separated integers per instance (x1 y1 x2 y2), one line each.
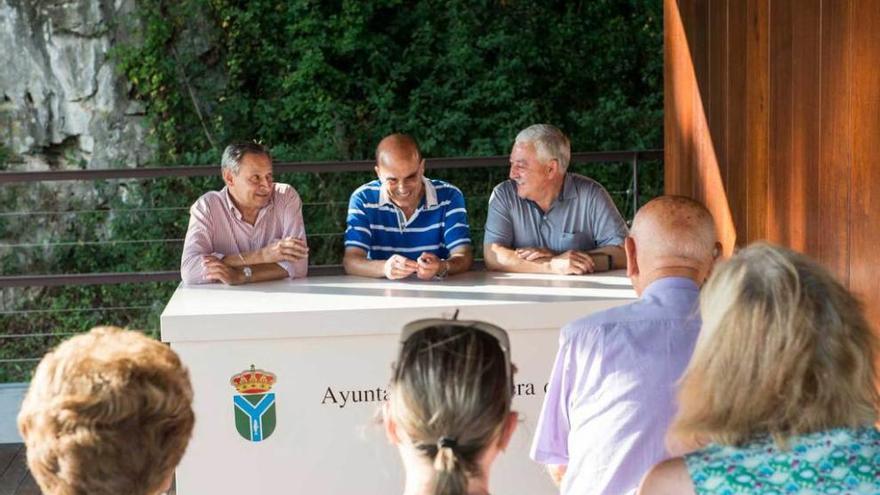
514 124 571 172
221 142 271 175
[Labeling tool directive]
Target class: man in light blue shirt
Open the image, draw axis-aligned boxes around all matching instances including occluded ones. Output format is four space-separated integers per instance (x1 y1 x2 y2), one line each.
484 124 629 274
531 196 721 495
343 134 473 279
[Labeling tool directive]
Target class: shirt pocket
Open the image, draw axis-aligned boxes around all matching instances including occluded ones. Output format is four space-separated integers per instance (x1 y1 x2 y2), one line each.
558 232 594 252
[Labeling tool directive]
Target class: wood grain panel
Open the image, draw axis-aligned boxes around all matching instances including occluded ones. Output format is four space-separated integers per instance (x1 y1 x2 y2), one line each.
768 0 794 246
818 0 853 281
692 0 710 202
725 0 748 247
849 0 880 331
707 0 728 192
665 0 880 348
790 0 822 254
745 0 769 243
664 0 693 199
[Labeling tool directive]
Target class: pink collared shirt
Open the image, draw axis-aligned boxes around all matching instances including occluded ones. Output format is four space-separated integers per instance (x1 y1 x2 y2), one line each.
180 183 308 284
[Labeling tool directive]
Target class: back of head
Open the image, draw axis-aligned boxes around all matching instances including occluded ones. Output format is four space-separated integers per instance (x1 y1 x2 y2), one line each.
221 142 271 175
514 124 571 172
389 323 512 495
630 195 717 270
674 243 879 446
18 326 195 495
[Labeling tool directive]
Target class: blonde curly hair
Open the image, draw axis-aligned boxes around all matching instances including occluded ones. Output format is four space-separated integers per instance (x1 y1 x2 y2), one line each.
18 326 195 495
672 243 879 446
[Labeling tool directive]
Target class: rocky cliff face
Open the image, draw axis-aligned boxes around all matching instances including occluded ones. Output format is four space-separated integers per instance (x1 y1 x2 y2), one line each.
0 0 154 170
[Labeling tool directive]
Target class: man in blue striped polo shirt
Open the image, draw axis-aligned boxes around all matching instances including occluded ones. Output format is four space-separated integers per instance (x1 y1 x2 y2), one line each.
343 134 473 280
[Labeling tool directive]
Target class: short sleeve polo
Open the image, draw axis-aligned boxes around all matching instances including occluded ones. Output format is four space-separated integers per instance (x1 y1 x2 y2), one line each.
344 178 471 261
483 173 628 252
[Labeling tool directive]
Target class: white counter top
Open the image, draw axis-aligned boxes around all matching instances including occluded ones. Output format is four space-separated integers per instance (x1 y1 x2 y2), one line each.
161 270 637 342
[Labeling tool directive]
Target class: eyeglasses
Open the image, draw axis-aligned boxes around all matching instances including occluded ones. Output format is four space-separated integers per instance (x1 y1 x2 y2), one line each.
399 316 513 389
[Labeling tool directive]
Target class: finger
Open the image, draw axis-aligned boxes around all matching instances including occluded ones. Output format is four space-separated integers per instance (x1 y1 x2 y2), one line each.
525 251 546 261
280 246 309 258
403 260 419 270
517 250 534 259
584 256 596 272
205 268 232 284
569 259 587 274
392 267 413 279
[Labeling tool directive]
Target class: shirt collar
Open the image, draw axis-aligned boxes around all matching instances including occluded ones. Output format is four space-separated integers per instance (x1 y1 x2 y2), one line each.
641 276 700 298
560 173 577 201
378 177 438 208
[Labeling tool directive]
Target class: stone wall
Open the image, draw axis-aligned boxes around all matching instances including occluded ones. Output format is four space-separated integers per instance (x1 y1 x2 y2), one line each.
0 0 154 170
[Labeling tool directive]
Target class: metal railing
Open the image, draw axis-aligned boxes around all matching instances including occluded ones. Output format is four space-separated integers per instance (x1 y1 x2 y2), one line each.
0 150 661 288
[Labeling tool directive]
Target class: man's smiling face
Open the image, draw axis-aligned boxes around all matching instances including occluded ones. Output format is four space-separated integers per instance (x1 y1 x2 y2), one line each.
225 152 274 212
375 153 425 212
509 141 552 202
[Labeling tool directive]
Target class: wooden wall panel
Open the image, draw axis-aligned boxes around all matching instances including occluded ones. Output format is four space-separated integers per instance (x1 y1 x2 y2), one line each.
665 0 880 331
790 0 821 254
664 0 693 202
768 0 793 246
817 0 853 281
725 2 748 249
849 0 880 328
745 0 770 243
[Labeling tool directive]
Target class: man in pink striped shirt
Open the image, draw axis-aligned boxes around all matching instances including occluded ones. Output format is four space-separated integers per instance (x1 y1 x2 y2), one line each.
180 142 308 285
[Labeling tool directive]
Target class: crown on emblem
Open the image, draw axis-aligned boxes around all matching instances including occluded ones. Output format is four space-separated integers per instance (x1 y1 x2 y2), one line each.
230 364 276 394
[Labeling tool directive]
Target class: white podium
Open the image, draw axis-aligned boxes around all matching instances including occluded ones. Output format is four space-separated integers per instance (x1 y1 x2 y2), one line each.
160 271 636 494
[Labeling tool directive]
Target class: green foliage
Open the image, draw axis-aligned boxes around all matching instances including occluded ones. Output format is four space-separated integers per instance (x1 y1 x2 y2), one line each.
116 0 663 160
1 0 663 382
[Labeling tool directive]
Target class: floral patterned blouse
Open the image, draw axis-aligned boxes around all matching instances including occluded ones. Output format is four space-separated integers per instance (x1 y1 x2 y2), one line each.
685 427 880 494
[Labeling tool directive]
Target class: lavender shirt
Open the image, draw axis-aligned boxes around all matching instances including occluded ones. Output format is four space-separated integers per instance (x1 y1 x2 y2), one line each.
180 183 308 284
531 277 701 495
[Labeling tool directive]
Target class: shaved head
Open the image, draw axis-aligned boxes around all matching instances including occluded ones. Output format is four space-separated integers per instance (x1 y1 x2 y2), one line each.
631 196 717 264
376 133 421 167
627 196 718 293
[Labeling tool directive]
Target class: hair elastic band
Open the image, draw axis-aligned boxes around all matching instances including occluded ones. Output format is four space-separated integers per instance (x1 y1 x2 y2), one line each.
437 436 458 450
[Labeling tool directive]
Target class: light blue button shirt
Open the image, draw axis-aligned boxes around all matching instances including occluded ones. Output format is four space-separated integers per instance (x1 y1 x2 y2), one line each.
531 277 702 495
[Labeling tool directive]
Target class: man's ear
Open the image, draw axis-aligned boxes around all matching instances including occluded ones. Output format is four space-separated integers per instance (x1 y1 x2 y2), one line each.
701 241 725 284
497 411 518 452
546 159 559 177
713 241 723 261
382 402 400 445
222 168 235 187
625 236 639 278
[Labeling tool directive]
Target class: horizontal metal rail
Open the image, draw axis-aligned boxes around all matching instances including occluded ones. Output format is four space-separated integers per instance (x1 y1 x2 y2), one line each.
0 265 348 288
0 150 660 288
0 150 662 183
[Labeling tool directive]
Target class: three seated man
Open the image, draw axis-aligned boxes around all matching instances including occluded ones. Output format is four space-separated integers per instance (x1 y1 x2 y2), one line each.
181 125 627 283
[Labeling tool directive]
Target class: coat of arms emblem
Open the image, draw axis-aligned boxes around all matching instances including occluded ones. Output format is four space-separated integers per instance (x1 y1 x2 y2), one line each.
230 365 277 442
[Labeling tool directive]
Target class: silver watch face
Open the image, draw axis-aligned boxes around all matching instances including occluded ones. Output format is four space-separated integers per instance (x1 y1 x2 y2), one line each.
243 266 253 279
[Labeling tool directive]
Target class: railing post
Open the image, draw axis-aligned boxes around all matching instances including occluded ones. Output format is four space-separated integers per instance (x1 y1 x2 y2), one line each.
631 152 639 220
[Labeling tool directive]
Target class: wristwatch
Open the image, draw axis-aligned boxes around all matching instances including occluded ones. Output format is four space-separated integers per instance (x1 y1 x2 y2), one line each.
242 266 253 283
435 259 449 280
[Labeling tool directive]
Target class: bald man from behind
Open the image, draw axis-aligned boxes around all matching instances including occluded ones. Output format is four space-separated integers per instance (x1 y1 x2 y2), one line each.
530 196 722 495
343 133 473 280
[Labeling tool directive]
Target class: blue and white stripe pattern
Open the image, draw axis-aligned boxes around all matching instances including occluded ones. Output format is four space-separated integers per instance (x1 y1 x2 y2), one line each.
345 178 471 260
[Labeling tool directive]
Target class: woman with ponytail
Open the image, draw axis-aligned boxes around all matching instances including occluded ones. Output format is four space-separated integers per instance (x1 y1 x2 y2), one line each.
384 318 518 495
